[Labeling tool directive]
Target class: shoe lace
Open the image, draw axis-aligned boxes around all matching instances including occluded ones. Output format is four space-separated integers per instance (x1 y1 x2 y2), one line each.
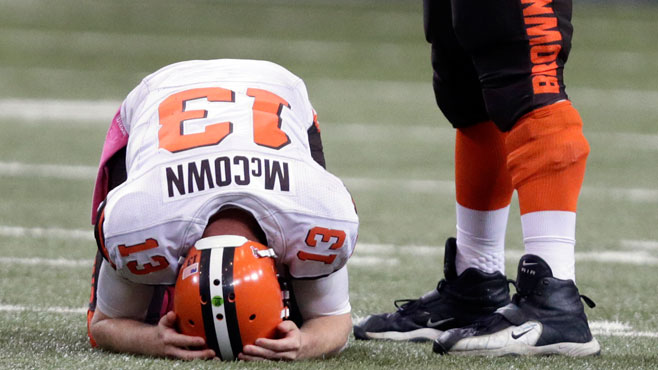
393 298 420 311
580 294 596 308
508 279 523 305
392 278 448 311
508 278 517 291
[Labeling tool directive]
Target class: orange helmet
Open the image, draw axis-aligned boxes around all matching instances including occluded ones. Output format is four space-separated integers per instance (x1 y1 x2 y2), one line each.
174 235 288 360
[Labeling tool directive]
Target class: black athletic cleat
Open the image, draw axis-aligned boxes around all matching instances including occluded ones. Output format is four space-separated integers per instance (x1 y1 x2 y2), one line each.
353 238 511 342
433 254 601 356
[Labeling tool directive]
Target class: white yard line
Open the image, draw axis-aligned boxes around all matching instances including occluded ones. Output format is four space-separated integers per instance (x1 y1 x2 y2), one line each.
620 239 658 251
344 177 456 195
355 243 439 256
3 83 658 121
0 304 86 314
353 242 658 266
2 161 656 203
586 131 658 151
0 225 94 240
0 302 655 338
504 249 658 265
348 255 399 267
1 97 656 153
0 257 92 267
343 178 658 203
589 320 658 339
2 233 655 267
571 86 658 112
0 161 96 180
0 98 119 122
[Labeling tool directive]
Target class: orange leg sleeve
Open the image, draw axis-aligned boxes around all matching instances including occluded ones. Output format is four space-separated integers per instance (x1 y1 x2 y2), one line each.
86 251 103 348
505 101 590 214
456 121 514 211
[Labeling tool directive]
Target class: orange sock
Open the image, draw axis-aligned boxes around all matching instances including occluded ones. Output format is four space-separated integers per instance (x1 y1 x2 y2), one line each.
505 101 590 214
456 121 514 211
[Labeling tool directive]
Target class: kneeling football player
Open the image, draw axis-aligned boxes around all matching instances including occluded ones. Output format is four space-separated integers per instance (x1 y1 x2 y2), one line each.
86 59 359 361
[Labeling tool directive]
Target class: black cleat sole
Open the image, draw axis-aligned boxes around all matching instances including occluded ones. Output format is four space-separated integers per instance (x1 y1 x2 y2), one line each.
432 340 449 355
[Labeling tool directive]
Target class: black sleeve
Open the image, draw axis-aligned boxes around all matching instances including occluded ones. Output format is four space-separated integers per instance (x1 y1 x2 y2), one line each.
105 146 127 190
93 146 127 263
307 124 326 169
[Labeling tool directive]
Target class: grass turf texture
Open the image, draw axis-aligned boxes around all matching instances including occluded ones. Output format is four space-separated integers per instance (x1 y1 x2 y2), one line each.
1 0 657 368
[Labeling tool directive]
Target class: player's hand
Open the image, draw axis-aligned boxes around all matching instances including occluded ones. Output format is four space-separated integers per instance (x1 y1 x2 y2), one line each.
238 320 304 361
157 311 216 360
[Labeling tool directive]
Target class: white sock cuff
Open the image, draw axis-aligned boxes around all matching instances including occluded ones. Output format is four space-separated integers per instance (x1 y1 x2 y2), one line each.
521 211 576 241
456 203 510 240
455 204 510 275
521 211 577 282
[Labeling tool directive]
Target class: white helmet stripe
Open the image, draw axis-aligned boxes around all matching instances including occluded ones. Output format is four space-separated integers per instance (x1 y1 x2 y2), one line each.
208 247 235 361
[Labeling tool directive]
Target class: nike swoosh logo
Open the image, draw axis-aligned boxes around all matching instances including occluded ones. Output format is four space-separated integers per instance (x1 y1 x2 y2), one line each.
511 328 533 339
426 317 455 328
511 326 535 340
522 261 538 266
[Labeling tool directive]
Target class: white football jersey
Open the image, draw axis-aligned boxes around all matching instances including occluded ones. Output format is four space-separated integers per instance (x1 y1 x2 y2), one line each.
98 59 359 285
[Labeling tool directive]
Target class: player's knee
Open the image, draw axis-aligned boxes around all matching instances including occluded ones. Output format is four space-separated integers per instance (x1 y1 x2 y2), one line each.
87 310 98 348
505 105 590 188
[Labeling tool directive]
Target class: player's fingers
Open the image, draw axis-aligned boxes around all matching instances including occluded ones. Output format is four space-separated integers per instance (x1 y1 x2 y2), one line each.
164 346 216 361
253 337 299 352
238 352 267 362
241 344 278 358
241 344 297 361
157 312 207 348
276 320 298 333
158 311 177 328
163 331 208 348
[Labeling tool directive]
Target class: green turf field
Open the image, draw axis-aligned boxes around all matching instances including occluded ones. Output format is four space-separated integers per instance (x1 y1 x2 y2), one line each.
1 0 657 368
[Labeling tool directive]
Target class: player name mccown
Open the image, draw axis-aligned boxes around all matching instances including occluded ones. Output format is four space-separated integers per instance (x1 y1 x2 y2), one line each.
164 155 290 198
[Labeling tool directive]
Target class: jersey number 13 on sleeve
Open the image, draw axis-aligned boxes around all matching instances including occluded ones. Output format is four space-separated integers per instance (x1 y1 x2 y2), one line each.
298 227 347 264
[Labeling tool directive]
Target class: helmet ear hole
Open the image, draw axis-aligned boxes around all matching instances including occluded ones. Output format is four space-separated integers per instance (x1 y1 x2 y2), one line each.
249 314 256 321
228 292 236 302
188 319 195 327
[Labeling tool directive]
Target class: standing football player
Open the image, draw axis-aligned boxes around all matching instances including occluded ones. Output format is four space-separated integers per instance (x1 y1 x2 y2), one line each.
354 0 600 356
86 59 359 361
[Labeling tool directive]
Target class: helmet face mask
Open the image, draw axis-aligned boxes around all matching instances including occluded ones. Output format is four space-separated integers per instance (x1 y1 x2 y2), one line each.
174 236 287 360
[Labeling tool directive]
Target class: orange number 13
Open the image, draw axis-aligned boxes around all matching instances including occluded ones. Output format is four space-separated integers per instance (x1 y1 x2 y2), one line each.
158 87 291 153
